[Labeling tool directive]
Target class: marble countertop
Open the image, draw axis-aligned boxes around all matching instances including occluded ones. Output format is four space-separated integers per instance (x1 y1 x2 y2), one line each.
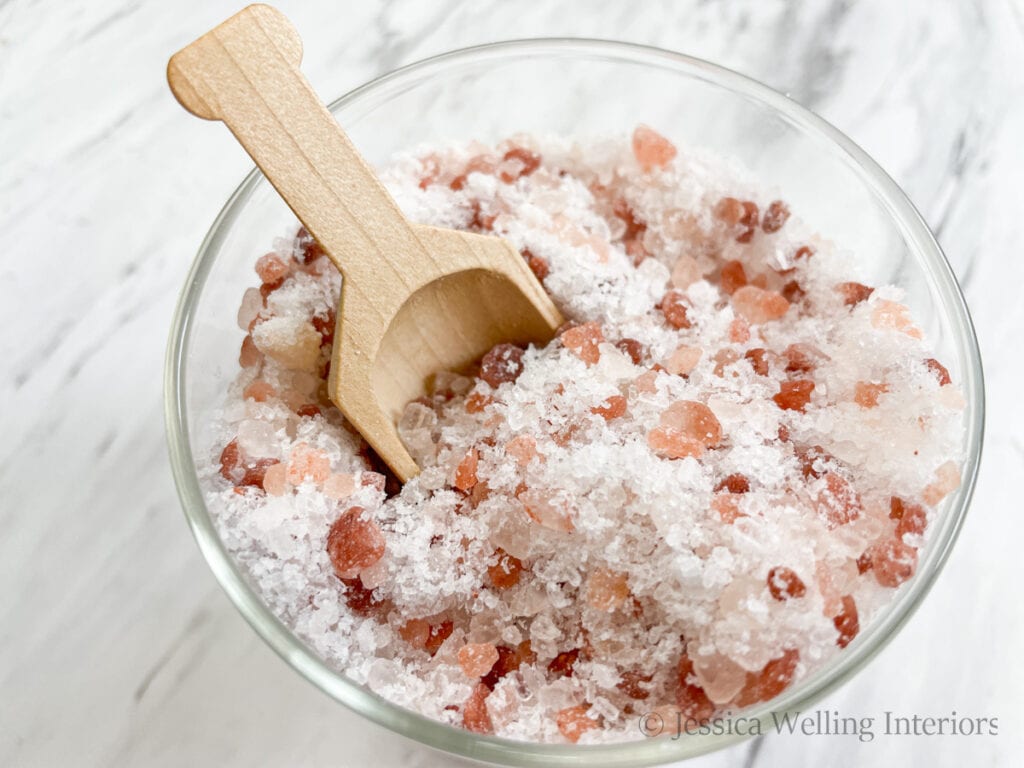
2 0 1021 765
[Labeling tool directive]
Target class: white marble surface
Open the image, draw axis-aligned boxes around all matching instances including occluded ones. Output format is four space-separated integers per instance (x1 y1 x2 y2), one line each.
1 0 1021 765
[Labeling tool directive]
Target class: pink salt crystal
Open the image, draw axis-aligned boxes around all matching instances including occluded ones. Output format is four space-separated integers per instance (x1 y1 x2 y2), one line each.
261 461 290 496
660 400 722 447
237 287 264 330
731 286 790 324
924 358 952 386
670 254 702 289
521 488 574 532
505 435 538 467
735 649 799 707
424 620 455 657
773 380 814 412
548 648 581 678
463 683 494 734
560 322 604 365
832 595 860 648
286 443 331 486
480 343 525 387
591 394 628 420
487 549 523 589
454 447 480 491
712 492 745 523
322 472 357 500
720 260 748 295
837 282 874 307
693 653 748 705
783 343 820 373
854 381 888 408
715 473 750 494
218 439 241 482
659 290 692 329
239 458 278 489
556 705 599 743
326 506 386 579
815 472 862 528
676 654 715 722
521 248 550 281
255 252 289 285
816 561 843 619
869 538 918 587
458 642 500 678
499 147 542 182
399 618 430 649
923 461 960 506
243 379 276 402
665 345 703 376
631 124 677 170
761 200 791 233
767 566 807 601
634 369 660 394
744 348 769 376
647 426 704 460
615 338 645 365
585 567 630 612
729 317 751 343
608 671 649 703
252 317 323 372
894 499 927 539
871 300 923 338
465 392 493 413
239 335 262 368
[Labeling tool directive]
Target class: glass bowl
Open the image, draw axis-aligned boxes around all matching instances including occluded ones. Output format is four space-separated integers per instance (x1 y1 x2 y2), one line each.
165 39 984 766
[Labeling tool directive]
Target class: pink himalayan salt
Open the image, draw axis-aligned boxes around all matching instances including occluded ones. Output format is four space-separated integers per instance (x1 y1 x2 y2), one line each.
591 395 628 420
832 595 859 648
814 472 862 528
647 426 704 459
712 492 745 523
868 537 917 587
735 648 800 706
323 472 357 500
660 400 722 447
487 549 523 589
255 252 289 284
854 381 888 408
631 124 677 170
454 447 479 491
922 461 961 506
458 642 500 677
239 335 262 368
729 317 751 343
767 566 807 601
560 322 604 365
586 567 630 612
326 507 386 579
670 254 701 288
761 200 791 233
520 488 574 532
463 683 494 734
286 443 331 486
505 435 538 467
665 345 702 376
243 380 276 402
693 652 748 705
252 316 323 372
871 299 923 338
262 461 289 496
556 704 599 743
731 285 790 324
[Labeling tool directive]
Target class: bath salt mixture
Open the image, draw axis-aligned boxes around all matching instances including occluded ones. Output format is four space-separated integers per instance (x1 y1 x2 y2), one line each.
205 127 965 743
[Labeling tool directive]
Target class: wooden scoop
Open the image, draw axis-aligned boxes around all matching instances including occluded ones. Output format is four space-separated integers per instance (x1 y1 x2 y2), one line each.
168 4 563 482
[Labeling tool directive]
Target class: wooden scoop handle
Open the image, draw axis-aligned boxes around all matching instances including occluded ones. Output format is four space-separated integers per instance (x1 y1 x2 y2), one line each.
167 3 425 306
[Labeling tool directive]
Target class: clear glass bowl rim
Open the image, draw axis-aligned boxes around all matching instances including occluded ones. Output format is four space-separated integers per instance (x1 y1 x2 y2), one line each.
164 38 985 767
